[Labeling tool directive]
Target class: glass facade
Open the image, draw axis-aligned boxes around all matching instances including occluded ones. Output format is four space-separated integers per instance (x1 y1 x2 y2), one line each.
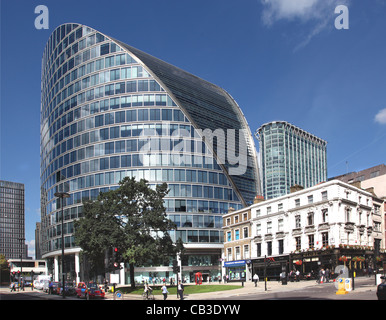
256 121 327 200
40 24 260 280
0 180 25 259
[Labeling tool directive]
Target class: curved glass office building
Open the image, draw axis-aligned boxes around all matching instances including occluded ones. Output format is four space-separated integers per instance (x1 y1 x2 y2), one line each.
40 23 260 283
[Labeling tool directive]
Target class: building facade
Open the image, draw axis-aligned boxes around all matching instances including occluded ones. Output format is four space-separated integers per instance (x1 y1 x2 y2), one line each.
0 180 26 260
222 206 253 282
222 180 385 280
40 24 260 284
256 121 327 200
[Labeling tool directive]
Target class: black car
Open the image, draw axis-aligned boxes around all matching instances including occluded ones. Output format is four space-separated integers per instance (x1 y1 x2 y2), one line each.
376 276 386 300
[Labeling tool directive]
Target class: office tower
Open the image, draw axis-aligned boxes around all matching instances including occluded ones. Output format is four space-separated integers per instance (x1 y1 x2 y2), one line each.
40 23 260 283
256 121 327 200
0 180 25 259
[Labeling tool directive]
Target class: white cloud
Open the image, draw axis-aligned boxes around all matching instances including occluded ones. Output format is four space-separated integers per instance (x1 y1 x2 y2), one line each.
375 108 386 124
260 0 351 49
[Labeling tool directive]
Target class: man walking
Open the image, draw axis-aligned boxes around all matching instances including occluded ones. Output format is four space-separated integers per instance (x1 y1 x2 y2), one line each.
177 280 184 300
253 274 259 287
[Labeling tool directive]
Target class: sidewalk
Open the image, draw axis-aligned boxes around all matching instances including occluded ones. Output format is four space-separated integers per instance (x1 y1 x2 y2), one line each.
106 277 378 300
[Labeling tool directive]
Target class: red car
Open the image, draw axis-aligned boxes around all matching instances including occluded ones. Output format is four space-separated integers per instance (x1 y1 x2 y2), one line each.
76 282 105 299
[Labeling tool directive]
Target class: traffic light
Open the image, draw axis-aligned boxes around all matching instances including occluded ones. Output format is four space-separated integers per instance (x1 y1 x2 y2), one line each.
112 247 122 269
172 260 180 273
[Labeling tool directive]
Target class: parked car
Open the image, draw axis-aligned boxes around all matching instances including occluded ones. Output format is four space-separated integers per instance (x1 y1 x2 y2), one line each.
76 282 105 299
376 276 386 300
58 282 77 296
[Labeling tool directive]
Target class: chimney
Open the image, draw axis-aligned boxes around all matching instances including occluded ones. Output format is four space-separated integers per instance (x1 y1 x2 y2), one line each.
290 185 304 193
364 187 376 196
350 181 361 189
254 195 265 204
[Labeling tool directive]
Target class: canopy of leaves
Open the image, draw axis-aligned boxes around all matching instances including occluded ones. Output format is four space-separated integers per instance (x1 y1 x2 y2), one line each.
74 177 183 276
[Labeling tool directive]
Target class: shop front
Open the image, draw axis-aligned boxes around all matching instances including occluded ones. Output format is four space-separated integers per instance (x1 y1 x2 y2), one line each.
224 260 248 282
289 246 383 279
252 256 289 281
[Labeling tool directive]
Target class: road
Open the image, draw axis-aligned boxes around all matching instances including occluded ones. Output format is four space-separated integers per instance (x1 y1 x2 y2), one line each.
0 276 380 301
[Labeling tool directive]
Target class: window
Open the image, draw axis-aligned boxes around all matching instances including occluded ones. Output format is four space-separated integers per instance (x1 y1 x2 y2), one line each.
321 191 328 201
322 232 329 247
227 248 232 261
322 209 328 223
243 227 249 238
278 218 284 232
256 224 261 236
308 234 314 249
295 237 301 251
266 221 272 234
235 247 241 260
295 199 300 207
308 195 313 204
235 229 240 240
295 215 301 228
256 243 261 257
345 207 351 222
278 203 283 211
278 239 284 254
244 245 250 259
267 242 272 256
307 212 314 226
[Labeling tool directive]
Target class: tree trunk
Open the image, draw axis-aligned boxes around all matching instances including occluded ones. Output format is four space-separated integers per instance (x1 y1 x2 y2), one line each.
130 263 135 288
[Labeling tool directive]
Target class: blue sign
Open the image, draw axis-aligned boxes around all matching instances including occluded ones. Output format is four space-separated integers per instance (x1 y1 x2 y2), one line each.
224 260 246 267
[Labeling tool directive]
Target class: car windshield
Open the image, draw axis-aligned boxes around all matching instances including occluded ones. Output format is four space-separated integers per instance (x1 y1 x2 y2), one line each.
88 283 99 289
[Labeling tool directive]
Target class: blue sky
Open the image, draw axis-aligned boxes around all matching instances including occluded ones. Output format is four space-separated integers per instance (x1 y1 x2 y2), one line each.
1 0 386 258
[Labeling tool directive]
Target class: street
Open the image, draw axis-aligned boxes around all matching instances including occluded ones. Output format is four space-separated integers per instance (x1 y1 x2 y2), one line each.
0 276 380 301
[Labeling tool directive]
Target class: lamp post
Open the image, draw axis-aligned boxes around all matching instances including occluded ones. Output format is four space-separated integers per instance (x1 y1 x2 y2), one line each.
54 192 70 299
19 237 25 291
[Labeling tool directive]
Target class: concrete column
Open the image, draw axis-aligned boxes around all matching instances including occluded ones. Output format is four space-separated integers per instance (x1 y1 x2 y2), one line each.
75 252 80 284
54 256 59 281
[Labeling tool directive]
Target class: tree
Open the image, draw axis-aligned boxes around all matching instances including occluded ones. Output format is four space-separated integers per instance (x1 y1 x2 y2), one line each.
75 177 183 287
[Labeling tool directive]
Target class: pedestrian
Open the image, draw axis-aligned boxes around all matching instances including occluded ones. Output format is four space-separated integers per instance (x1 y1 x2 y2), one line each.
177 280 184 300
253 274 259 287
48 280 53 294
325 268 330 283
295 270 300 282
10 282 16 292
161 283 169 300
321 269 326 283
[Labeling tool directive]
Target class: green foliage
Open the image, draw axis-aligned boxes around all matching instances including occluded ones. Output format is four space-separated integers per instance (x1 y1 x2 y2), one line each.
74 177 183 281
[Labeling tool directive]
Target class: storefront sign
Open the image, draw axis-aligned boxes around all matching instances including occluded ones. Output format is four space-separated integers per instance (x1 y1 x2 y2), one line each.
224 260 246 267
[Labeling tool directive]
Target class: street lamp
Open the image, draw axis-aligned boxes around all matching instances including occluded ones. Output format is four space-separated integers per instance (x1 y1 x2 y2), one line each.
19 237 25 291
54 191 70 299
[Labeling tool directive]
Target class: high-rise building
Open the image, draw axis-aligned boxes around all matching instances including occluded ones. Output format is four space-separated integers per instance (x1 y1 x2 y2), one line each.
40 23 260 283
0 180 25 259
256 121 327 200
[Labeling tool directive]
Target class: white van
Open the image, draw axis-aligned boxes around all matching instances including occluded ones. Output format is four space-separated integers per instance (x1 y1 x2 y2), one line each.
34 275 51 290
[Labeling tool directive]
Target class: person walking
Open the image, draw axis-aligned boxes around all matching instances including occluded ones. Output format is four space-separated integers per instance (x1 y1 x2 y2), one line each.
177 280 184 300
325 268 330 283
253 274 259 287
161 283 169 300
